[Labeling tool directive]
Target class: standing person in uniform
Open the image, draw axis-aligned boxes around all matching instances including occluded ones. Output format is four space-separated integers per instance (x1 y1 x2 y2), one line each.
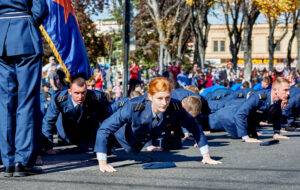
0 0 48 177
95 77 221 173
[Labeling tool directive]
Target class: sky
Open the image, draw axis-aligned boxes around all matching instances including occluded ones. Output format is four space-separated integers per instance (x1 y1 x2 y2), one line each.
91 8 112 21
91 4 267 24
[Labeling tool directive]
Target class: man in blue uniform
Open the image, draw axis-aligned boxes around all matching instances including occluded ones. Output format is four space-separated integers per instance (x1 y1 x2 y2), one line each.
95 77 221 173
42 77 112 153
282 93 300 131
208 77 290 142
234 77 290 141
0 0 47 177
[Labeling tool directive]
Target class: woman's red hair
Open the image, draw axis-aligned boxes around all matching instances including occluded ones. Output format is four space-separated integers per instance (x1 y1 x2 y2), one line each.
148 77 173 96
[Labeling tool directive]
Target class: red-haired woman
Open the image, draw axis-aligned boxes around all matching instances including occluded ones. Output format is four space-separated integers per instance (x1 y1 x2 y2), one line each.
95 77 221 173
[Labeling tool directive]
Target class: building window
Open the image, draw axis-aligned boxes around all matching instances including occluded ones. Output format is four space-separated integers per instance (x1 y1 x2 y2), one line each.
213 41 218 52
213 40 225 52
220 40 225 52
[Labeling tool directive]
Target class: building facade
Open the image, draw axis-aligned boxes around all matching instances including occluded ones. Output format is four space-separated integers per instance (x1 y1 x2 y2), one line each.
206 24 297 68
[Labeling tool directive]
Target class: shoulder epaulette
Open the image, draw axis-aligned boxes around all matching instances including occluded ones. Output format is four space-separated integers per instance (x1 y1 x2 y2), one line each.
118 101 126 107
57 95 67 103
172 102 181 111
215 95 221 100
246 91 254 99
237 93 244 98
134 103 145 111
259 93 267 100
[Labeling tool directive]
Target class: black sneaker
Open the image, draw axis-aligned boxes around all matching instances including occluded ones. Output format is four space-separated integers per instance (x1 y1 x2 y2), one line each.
3 166 14 177
13 162 43 177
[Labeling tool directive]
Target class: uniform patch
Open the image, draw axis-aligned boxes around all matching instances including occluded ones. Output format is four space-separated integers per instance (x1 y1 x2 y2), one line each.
246 91 254 99
237 93 243 98
134 103 145 111
259 93 267 100
215 96 221 100
172 102 180 110
57 95 67 103
118 101 125 107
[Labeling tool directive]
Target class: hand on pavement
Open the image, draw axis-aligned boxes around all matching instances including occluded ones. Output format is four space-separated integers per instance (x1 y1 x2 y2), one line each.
98 160 117 173
201 154 222 165
273 134 290 140
244 138 262 143
146 145 163 152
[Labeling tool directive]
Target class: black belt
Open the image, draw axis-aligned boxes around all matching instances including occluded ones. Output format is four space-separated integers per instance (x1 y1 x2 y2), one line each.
0 12 31 19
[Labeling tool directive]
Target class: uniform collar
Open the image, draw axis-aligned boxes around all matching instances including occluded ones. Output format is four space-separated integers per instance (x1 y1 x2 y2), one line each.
71 98 79 107
67 94 80 108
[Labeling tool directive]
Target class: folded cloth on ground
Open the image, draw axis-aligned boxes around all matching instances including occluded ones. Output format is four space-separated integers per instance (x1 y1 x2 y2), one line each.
142 162 176 169
260 140 279 146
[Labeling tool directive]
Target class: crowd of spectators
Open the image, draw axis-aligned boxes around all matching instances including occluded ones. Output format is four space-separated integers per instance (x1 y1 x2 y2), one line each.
40 56 300 107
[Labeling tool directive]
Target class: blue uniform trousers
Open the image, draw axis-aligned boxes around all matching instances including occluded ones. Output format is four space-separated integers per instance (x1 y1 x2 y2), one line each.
0 54 42 167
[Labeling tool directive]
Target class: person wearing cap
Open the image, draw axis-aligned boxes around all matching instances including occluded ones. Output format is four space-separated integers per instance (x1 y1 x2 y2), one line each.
0 0 48 177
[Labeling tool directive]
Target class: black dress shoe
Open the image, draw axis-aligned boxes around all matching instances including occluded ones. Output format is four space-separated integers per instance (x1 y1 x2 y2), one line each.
13 163 43 177
3 166 14 177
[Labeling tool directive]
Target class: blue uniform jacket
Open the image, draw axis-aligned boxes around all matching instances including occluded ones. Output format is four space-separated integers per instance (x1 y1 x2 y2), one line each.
200 84 226 98
110 97 130 113
171 88 211 115
205 88 247 113
282 93 300 124
205 88 233 101
94 96 208 154
209 104 241 138
171 88 196 101
231 83 242 91
42 89 112 145
0 0 47 56
289 86 300 98
234 89 278 137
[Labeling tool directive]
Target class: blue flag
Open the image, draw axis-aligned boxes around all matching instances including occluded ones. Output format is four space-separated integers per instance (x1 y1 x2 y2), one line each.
40 0 91 80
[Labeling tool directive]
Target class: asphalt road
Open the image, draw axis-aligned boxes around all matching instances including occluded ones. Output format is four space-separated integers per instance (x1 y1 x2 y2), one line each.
1 128 300 190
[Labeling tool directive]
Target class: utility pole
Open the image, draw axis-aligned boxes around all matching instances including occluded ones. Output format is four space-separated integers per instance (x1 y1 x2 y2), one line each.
123 0 131 96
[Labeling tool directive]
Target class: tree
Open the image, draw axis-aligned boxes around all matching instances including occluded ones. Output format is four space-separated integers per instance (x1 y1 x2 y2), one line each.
255 0 297 70
219 0 244 70
75 2 109 65
286 10 300 69
189 0 215 69
133 1 160 69
145 0 187 74
242 0 260 82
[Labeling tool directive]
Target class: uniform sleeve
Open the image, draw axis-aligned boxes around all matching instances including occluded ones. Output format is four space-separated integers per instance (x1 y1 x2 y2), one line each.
180 109 208 154
94 102 132 154
31 0 48 25
233 94 259 137
41 96 60 146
